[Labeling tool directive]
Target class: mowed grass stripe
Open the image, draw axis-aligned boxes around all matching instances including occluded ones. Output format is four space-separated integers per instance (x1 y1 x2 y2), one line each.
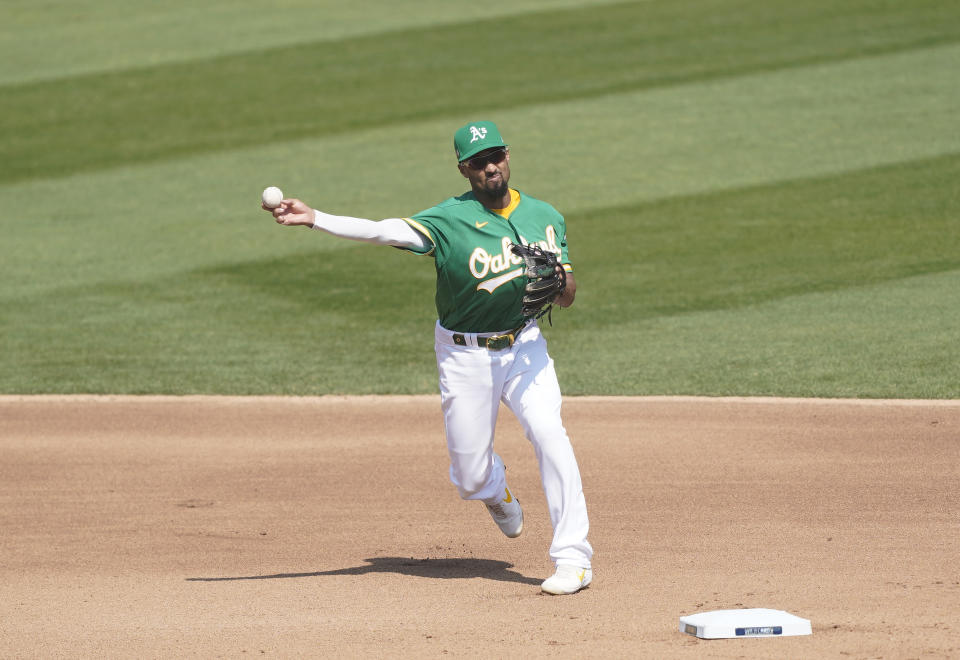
4 153 957 394
0 46 960 298
557 268 960 398
504 43 960 212
3 42 956 299
3 0 958 183
0 0 625 85
571 153 960 324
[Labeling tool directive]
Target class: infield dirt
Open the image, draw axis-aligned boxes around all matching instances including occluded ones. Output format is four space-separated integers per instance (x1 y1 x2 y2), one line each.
1 395 957 658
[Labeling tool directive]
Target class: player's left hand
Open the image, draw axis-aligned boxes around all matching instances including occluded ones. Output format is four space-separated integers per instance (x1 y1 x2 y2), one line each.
510 242 567 320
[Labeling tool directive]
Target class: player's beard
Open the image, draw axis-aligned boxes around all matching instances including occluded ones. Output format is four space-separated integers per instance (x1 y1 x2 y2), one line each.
485 170 509 198
486 177 509 199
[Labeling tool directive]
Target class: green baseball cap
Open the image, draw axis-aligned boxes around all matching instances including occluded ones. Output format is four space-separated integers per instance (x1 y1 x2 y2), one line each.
454 121 508 162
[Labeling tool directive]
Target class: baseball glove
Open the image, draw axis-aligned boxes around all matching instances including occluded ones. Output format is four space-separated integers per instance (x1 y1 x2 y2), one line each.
509 242 567 322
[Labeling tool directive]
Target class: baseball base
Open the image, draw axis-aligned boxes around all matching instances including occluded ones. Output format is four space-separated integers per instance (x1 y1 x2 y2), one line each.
679 608 812 639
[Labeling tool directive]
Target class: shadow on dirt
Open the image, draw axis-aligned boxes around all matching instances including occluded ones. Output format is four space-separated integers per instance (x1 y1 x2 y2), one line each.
186 556 542 585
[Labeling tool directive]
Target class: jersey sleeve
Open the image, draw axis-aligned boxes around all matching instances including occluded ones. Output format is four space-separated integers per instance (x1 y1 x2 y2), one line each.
400 216 436 256
401 205 453 267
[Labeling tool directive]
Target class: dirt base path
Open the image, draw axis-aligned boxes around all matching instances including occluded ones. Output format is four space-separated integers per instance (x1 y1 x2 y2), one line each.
1 396 958 658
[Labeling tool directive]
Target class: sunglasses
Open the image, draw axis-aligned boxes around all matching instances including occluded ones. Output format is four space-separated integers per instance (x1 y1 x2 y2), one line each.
465 148 507 170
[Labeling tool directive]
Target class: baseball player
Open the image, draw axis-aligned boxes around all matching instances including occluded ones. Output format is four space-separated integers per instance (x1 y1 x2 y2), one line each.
263 121 593 595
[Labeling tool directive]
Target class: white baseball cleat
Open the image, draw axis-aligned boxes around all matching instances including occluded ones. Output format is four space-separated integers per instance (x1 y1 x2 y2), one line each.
541 564 592 595
485 486 523 538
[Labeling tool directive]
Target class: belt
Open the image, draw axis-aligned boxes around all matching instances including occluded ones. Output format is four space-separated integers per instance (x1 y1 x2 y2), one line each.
452 321 529 351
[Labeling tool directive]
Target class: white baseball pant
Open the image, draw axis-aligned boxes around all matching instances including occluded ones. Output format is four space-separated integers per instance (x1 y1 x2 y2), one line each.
434 320 593 568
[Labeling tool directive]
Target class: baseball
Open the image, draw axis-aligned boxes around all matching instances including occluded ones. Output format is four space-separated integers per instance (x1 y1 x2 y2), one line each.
262 186 284 208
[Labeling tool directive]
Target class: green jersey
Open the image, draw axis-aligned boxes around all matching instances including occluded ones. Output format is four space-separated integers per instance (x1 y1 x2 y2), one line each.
403 188 571 333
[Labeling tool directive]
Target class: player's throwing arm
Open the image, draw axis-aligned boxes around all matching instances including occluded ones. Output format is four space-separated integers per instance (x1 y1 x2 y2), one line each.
261 188 428 249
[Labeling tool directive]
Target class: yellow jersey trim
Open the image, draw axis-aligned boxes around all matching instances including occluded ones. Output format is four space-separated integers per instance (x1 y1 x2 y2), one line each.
402 217 435 256
489 188 521 219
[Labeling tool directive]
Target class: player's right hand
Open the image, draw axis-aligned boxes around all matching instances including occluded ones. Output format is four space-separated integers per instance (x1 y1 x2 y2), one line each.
267 198 315 227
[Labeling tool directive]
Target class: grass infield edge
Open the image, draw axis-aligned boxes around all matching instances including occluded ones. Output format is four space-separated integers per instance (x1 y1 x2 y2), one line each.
2 395 957 407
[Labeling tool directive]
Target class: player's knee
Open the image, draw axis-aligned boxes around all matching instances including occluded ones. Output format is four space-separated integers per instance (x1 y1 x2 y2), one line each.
450 464 490 498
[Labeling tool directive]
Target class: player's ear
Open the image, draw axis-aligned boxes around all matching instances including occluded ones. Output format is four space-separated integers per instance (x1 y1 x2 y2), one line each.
457 162 469 179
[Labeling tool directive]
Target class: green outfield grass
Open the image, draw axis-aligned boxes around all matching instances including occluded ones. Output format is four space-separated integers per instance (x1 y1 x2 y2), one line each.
2 0 958 396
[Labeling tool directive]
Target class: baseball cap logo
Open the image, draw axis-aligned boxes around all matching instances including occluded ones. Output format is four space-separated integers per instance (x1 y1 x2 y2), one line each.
469 126 488 143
